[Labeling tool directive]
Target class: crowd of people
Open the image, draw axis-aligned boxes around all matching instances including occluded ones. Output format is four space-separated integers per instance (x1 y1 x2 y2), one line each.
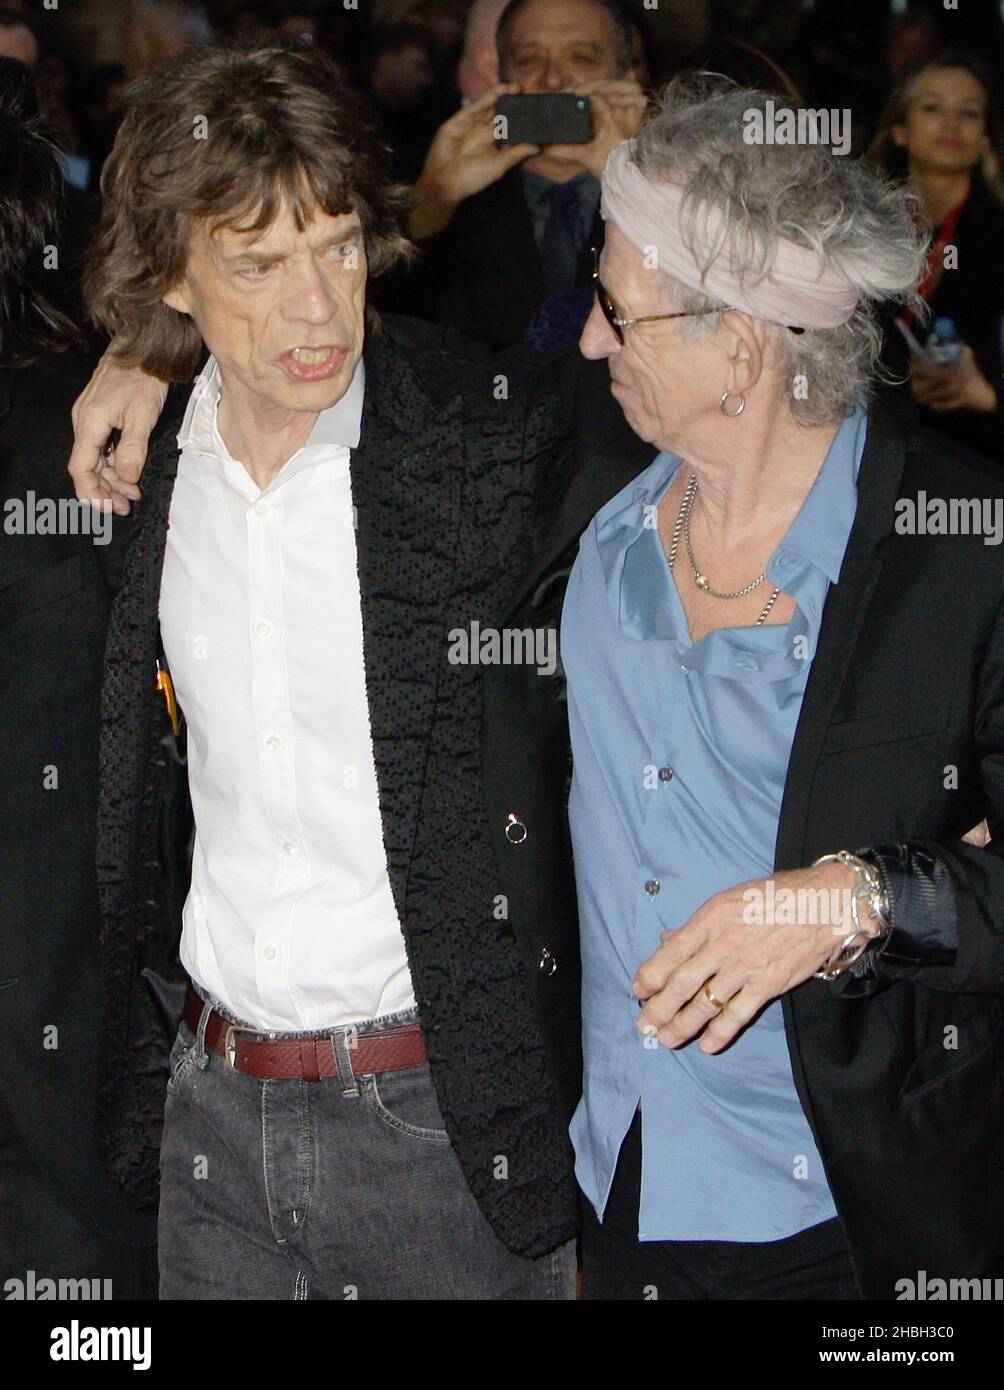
1 0 1003 1308
3 0 1002 458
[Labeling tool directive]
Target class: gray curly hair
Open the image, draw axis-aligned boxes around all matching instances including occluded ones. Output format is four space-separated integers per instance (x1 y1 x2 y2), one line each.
632 74 929 426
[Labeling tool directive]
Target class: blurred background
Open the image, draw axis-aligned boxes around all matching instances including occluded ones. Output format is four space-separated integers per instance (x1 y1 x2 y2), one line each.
7 1 999 194
4 0 1004 458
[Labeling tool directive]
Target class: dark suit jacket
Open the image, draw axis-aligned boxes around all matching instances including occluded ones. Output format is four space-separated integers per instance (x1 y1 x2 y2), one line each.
372 167 603 350
0 351 154 1248
772 391 1004 1295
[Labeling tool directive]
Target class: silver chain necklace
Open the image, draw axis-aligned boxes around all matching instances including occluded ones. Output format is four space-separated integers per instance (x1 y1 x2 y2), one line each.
667 472 781 627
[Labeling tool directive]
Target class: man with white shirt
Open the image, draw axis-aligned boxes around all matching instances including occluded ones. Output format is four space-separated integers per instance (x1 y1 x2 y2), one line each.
80 40 580 1299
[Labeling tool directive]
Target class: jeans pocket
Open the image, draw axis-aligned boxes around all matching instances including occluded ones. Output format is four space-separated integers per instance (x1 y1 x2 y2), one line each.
358 1066 450 1144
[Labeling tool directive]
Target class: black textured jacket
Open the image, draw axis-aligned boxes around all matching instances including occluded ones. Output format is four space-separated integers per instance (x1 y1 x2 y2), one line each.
94 314 600 1260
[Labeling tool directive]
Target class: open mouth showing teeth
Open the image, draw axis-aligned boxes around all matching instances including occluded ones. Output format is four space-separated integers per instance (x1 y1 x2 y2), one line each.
290 346 334 363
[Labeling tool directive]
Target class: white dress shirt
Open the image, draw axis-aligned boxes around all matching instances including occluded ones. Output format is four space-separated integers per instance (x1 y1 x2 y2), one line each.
159 355 416 1031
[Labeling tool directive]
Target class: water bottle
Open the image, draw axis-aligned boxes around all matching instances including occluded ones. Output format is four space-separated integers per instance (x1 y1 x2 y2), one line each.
925 316 964 368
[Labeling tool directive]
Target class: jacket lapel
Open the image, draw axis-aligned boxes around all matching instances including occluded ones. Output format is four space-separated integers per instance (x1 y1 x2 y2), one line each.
96 396 185 931
499 357 656 624
774 397 907 871
351 327 463 923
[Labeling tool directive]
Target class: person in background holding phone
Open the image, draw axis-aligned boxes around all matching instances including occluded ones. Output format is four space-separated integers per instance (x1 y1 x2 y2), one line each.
373 0 648 349
870 51 1004 464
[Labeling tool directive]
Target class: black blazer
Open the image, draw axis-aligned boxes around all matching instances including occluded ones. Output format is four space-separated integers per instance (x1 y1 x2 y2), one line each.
0 351 154 1248
93 314 585 1259
494 368 1004 1296
773 391 1004 1296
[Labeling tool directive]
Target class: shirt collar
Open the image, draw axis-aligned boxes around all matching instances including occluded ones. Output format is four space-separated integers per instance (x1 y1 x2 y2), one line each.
774 400 867 586
177 353 366 465
597 399 867 588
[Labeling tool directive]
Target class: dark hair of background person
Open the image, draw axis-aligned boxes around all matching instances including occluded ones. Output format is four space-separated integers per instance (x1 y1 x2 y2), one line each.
868 48 1004 203
682 35 803 104
0 65 87 366
496 0 637 78
226 1 278 37
83 40 415 383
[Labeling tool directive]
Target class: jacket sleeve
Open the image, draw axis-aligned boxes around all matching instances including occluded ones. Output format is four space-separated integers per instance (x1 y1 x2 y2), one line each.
841 587 1004 996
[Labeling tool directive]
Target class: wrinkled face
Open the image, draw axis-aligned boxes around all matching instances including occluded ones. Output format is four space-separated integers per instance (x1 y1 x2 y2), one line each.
893 66 989 176
578 222 726 453
163 200 367 419
502 0 624 91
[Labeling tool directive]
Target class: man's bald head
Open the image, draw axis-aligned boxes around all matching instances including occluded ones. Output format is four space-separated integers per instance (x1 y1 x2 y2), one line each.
456 0 508 102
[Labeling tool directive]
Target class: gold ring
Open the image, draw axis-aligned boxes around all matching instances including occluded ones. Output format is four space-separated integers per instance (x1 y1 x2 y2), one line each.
702 978 725 1011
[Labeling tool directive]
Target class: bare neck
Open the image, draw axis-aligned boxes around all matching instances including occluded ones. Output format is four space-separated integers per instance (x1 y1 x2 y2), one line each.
680 409 841 549
217 388 317 492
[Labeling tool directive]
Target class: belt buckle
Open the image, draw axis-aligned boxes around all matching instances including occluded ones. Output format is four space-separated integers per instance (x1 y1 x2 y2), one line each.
224 1024 251 1071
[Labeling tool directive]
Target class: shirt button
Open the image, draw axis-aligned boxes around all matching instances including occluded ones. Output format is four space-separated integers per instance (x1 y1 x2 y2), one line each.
658 767 674 782
263 944 277 961
265 734 282 752
505 813 528 845
253 501 269 517
255 621 273 639
282 840 300 857
539 947 558 976
644 879 661 896
679 664 689 674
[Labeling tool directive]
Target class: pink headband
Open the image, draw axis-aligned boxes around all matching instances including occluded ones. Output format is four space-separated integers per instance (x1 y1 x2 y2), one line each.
600 141 860 330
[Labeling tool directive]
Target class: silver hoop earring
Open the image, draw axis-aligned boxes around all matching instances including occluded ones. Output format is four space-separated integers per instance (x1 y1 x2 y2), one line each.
719 390 746 417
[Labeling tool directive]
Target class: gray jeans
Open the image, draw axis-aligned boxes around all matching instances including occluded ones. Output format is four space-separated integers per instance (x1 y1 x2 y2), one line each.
158 999 576 1300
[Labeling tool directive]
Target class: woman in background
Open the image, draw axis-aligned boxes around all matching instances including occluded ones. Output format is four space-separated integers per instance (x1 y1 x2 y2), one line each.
870 50 1004 463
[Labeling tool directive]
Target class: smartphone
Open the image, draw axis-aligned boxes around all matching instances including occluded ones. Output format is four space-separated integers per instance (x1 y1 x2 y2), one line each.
494 93 592 147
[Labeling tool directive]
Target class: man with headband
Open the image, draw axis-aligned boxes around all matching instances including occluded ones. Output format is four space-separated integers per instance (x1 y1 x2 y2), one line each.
68 75 1004 1300
567 77 1004 1299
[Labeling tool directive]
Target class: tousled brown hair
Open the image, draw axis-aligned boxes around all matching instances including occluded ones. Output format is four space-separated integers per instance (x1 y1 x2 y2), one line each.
84 41 415 382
